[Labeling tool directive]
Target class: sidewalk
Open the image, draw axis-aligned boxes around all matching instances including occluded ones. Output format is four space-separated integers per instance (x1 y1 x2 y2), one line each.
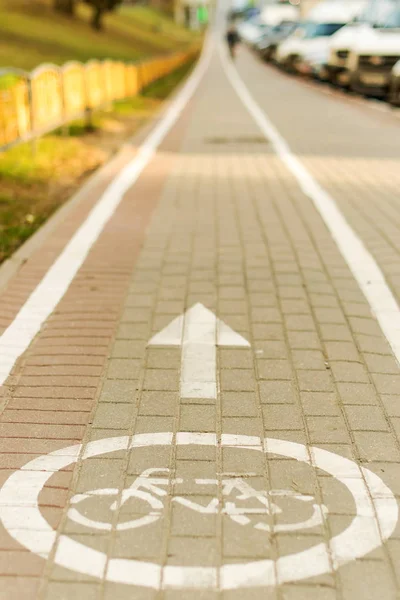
0 41 400 600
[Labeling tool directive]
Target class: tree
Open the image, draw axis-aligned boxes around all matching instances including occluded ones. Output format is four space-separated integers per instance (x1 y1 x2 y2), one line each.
54 0 76 16
83 0 123 30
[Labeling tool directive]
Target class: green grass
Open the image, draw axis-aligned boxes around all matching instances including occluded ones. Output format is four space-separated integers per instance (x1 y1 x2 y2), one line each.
0 135 105 261
142 58 197 99
0 60 196 264
0 0 200 71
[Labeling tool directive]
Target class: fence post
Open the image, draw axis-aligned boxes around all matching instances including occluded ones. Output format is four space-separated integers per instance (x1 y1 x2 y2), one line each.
27 75 37 158
83 64 94 132
59 66 69 139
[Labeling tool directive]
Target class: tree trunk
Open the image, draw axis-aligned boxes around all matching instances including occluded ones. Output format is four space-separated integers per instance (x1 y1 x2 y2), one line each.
91 5 104 30
54 0 75 16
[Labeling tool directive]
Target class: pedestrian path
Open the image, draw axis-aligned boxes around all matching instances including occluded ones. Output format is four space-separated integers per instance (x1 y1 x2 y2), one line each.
0 27 400 600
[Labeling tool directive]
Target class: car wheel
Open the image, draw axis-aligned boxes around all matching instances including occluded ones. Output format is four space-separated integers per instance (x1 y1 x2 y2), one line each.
389 82 400 107
350 71 364 95
285 55 298 73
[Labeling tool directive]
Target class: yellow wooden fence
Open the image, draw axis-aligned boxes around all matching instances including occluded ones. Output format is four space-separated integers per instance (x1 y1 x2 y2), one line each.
0 49 197 150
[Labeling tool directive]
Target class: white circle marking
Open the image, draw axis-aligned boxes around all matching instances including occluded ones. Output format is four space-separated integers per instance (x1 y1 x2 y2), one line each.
0 432 397 589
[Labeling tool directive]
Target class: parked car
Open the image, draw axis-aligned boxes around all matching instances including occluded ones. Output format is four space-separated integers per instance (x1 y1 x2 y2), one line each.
327 21 364 85
260 0 299 27
348 1 400 97
237 16 271 46
327 0 400 96
297 0 368 78
275 0 352 72
256 21 298 61
389 59 400 104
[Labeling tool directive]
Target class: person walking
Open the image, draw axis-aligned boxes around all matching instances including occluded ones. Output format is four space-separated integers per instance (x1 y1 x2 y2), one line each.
226 24 240 59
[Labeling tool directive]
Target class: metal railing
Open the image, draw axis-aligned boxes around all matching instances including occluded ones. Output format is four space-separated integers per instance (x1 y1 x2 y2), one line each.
0 49 198 152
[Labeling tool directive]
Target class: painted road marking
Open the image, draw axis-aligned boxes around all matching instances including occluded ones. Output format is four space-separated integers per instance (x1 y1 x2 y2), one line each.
148 303 249 399
0 38 215 387
0 433 397 589
67 466 327 533
221 45 400 367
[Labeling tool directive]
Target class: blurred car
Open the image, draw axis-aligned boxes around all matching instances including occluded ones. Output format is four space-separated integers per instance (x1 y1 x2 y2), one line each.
348 1 400 97
297 44 331 78
327 21 364 84
275 0 362 71
229 5 260 22
237 16 271 45
260 0 300 27
276 19 346 72
256 21 298 61
327 0 400 96
296 0 368 78
389 59 400 104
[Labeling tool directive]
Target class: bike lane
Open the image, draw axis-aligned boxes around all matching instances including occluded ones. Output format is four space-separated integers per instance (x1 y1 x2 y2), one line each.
0 36 400 600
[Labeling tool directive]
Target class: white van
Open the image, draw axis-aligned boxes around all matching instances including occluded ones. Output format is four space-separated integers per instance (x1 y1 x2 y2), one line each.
327 0 400 95
261 1 300 27
275 0 357 71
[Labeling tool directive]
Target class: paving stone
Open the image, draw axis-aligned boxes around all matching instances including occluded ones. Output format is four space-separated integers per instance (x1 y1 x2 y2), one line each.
103 583 156 600
221 392 258 417
139 391 178 416
336 383 377 405
338 560 397 600
92 404 136 430
222 589 278 600
220 370 256 392
372 374 400 395
44 582 101 600
164 592 218 600
254 341 287 359
307 416 351 444
143 370 179 391
257 360 292 381
167 536 218 566
300 392 340 416
262 405 303 431
297 370 333 392
219 349 253 369
354 432 400 462
180 406 216 432
344 405 389 432
281 585 337 600
259 381 296 404
381 396 400 417
292 350 326 370
99 380 138 403
171 499 217 537
147 348 181 370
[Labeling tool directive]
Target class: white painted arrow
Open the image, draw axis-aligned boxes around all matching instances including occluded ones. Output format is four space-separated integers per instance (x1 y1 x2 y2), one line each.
148 303 250 400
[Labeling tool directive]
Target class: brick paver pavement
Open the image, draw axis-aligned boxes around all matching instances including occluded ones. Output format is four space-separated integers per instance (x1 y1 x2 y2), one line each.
1 37 400 600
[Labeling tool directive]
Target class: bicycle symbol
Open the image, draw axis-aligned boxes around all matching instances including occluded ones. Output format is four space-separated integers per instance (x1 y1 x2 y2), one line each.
68 467 328 533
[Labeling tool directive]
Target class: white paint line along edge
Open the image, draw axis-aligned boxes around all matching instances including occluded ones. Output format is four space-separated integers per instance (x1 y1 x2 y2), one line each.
0 38 214 387
220 44 400 368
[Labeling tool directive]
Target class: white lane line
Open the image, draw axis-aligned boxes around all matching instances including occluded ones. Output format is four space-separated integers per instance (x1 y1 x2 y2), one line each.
0 41 214 387
221 45 400 366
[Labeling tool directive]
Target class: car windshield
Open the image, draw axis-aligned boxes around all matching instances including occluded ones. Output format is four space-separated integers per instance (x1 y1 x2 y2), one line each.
360 0 400 27
304 23 344 38
381 8 400 27
278 22 298 35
